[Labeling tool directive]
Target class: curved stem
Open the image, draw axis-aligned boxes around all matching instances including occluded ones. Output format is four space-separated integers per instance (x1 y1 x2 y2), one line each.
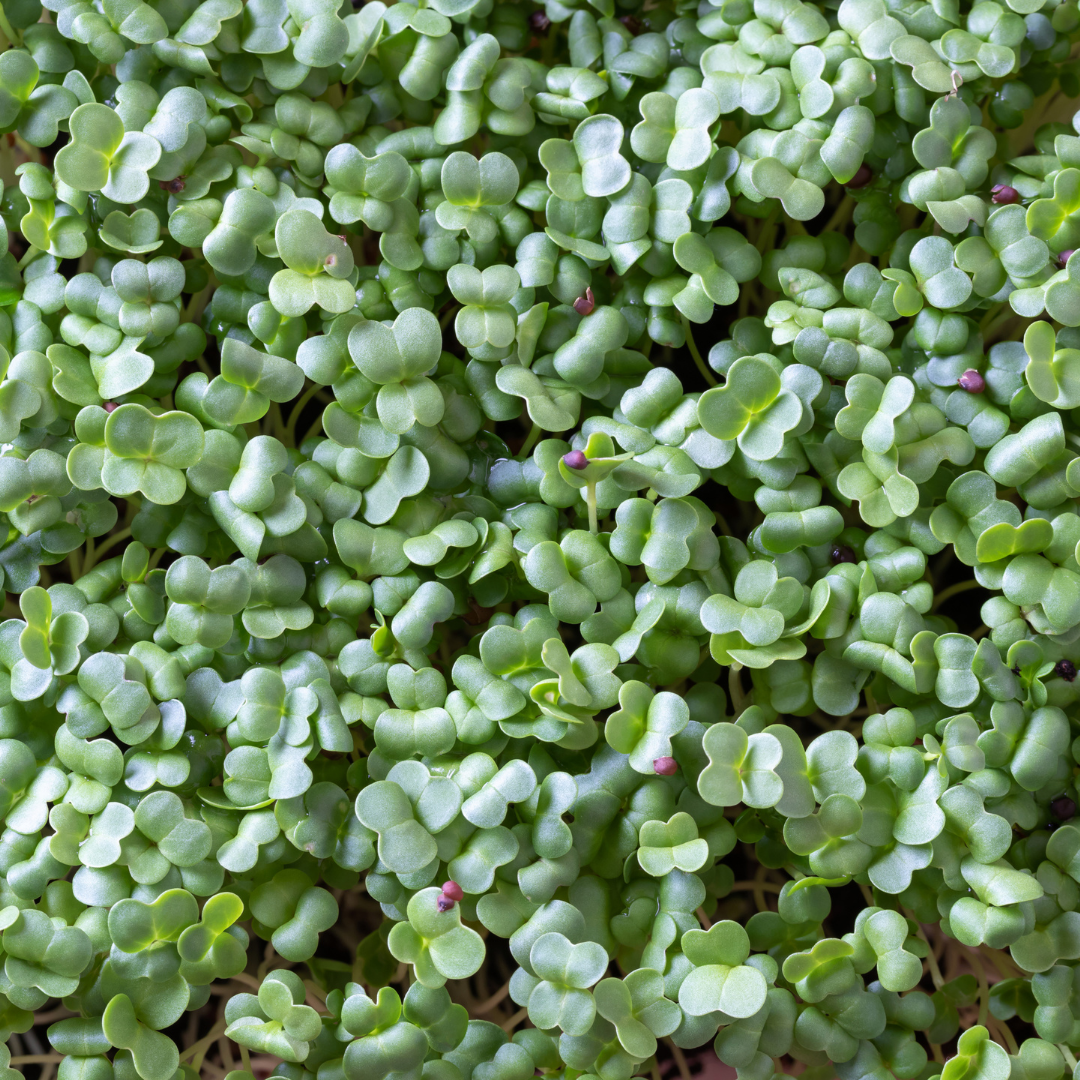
728 662 745 715
903 909 944 990
971 949 989 1028
301 411 326 444
931 577 983 612
930 545 955 588
178 1020 227 1063
0 4 21 46
518 422 541 458
183 282 213 325
81 527 131 575
822 195 854 236
500 1006 528 1032
681 315 717 387
666 1041 693 1080
266 401 286 442
540 23 559 68
752 864 773 912
473 981 511 1015
980 945 1026 979
727 880 783 894
78 535 95 576
754 203 782 253
983 308 1020 343
923 938 945 991
285 381 325 447
979 302 1004 334
988 1015 1018 1055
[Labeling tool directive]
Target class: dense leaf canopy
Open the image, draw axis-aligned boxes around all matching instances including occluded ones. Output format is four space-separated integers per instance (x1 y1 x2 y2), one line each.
0 0 1079 1079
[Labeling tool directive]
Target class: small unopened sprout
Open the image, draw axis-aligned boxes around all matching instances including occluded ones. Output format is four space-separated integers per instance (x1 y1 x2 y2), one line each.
958 370 985 393
529 10 551 31
563 450 588 470
653 756 678 776
438 881 464 910
991 185 1020 205
104 401 118 413
1052 794 1077 821
1059 250 1076 269
845 165 873 189
160 177 185 194
573 287 595 316
831 545 856 564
